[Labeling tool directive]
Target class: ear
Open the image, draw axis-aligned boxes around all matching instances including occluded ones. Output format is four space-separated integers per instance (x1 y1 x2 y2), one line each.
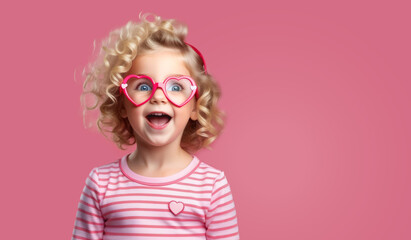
120 105 128 118
190 105 198 121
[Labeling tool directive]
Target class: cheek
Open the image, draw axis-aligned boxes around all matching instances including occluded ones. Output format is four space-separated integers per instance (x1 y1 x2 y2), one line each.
125 107 145 128
177 102 196 124
123 100 141 118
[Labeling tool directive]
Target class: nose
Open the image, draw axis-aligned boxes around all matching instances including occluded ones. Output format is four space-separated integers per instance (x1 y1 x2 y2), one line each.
150 87 168 104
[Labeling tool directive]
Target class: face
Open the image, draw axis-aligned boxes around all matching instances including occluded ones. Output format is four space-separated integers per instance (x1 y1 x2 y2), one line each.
121 48 198 148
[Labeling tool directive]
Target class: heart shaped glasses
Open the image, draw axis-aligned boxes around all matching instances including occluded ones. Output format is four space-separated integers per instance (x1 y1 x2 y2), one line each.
120 75 199 107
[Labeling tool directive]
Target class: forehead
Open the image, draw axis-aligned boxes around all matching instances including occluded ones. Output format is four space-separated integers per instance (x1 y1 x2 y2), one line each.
129 48 190 77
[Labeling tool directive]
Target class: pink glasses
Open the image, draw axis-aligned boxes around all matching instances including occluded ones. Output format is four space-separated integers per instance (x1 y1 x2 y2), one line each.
120 43 206 107
120 75 199 107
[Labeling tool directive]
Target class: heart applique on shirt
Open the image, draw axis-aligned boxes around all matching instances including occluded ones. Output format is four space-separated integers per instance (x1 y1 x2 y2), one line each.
168 200 185 216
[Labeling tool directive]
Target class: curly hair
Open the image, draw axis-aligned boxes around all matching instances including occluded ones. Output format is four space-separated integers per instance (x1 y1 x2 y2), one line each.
81 13 224 153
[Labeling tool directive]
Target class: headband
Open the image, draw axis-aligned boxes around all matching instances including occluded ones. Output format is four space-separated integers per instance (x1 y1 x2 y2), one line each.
185 42 207 74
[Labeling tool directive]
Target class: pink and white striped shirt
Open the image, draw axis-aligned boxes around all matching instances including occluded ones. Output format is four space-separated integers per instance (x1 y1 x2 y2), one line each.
72 155 240 239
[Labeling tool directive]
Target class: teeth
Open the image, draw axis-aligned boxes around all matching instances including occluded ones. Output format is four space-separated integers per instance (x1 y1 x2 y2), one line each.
148 112 171 117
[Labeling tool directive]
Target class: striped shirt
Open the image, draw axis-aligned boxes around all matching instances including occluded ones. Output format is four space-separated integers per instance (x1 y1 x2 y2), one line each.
72 155 240 239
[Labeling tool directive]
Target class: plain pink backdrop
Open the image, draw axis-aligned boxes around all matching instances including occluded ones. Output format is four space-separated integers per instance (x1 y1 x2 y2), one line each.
1 0 410 239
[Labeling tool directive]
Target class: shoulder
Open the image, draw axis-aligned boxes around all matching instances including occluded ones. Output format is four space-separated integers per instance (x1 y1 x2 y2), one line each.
85 158 122 184
196 157 223 174
194 157 228 183
95 159 121 172
83 158 122 198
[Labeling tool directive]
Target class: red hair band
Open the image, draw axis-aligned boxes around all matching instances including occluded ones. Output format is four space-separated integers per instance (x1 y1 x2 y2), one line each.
185 42 207 74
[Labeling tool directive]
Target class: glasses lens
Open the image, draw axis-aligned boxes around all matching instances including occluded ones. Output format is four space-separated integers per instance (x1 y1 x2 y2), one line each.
165 78 195 105
125 77 153 105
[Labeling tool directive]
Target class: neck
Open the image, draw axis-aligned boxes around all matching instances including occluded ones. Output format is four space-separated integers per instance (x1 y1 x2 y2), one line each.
129 138 191 171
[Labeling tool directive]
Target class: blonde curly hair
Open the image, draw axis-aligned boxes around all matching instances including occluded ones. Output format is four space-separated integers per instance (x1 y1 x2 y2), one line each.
81 13 224 153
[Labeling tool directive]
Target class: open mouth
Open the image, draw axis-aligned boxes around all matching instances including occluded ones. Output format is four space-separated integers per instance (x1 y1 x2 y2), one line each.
146 112 172 129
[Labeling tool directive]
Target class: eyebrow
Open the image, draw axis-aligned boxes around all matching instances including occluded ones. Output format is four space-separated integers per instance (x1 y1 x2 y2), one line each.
136 73 188 78
168 74 186 77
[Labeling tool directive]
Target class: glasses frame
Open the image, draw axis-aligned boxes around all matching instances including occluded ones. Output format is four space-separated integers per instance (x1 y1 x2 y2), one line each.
120 74 199 107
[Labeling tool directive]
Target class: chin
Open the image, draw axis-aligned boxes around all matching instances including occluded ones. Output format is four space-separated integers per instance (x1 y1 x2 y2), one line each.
142 135 180 148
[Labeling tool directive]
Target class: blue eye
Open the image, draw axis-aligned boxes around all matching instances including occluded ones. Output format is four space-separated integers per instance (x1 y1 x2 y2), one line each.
168 84 182 91
137 83 152 91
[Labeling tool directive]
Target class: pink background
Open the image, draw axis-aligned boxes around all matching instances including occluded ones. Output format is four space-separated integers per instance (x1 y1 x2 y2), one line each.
1 0 410 239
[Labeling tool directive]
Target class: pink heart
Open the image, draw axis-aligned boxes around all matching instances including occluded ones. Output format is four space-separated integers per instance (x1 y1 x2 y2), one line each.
168 200 184 216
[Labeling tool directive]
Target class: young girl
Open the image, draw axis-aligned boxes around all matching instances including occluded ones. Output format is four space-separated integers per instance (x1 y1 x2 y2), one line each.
72 14 239 239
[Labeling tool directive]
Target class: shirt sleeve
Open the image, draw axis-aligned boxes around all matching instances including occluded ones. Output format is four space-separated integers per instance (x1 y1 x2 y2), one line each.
205 171 240 239
72 168 105 240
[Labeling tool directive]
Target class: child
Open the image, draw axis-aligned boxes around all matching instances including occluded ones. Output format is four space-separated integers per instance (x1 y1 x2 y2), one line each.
72 14 240 239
